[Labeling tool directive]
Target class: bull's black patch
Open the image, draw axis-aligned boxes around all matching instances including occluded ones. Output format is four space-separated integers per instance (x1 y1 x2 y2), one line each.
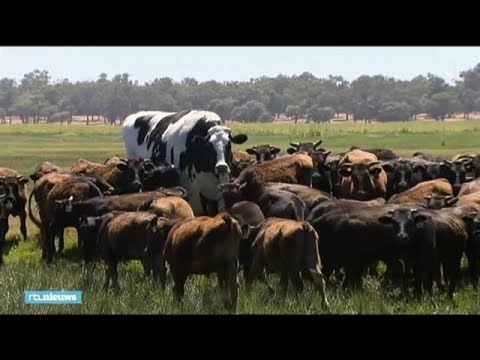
134 115 155 145
149 110 192 163
185 117 222 175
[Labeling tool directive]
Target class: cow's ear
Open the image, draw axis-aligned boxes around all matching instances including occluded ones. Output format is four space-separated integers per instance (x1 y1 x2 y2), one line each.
382 162 395 172
378 215 393 224
369 166 382 177
30 173 40 181
116 163 128 171
323 151 332 160
286 148 297 155
339 165 352 177
231 134 248 144
245 148 257 155
270 147 281 155
462 211 477 224
413 213 431 224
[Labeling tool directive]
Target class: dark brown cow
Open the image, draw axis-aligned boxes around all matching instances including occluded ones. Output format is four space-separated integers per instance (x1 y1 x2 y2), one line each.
71 158 145 193
263 183 334 211
258 189 307 221
0 167 29 240
137 196 194 220
286 140 324 155
161 212 242 312
96 211 161 291
244 218 329 310
40 176 104 262
245 144 281 163
307 198 386 222
230 152 313 202
67 189 187 218
0 196 7 265
458 191 480 206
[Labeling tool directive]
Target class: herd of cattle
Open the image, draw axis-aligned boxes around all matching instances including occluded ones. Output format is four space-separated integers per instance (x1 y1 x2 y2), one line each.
2 109 480 312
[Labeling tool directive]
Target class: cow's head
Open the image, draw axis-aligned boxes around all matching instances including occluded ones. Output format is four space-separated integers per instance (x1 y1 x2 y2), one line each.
218 182 247 208
245 144 281 163
0 175 27 211
189 125 247 183
339 161 383 201
287 140 323 155
310 150 332 188
55 195 74 213
378 207 434 247
424 193 458 209
113 158 145 193
440 159 473 195
383 158 413 194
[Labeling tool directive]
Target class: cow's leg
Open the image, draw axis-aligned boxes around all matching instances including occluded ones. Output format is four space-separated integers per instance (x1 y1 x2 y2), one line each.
189 190 204 216
154 256 167 290
19 210 28 241
465 249 479 289
280 272 289 294
57 228 64 253
245 250 263 291
171 268 187 302
142 256 153 279
223 261 239 313
308 267 330 311
290 271 304 293
44 226 56 264
104 262 115 291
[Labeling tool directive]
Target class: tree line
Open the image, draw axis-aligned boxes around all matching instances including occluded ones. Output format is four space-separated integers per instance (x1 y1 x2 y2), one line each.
1 63 480 125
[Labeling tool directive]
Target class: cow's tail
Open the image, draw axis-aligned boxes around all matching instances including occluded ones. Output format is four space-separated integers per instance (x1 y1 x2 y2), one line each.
28 188 42 228
302 222 322 274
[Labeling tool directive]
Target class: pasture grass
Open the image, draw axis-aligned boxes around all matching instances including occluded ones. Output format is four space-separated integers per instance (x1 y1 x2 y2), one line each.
1 121 480 314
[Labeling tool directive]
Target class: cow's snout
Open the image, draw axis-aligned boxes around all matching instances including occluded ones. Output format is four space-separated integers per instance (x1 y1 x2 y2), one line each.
215 163 229 175
396 233 409 242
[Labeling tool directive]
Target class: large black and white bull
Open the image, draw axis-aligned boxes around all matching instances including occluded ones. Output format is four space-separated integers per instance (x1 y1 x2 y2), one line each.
122 110 248 215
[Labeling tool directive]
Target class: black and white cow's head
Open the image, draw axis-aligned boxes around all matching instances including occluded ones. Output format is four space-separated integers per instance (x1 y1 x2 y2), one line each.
185 124 248 182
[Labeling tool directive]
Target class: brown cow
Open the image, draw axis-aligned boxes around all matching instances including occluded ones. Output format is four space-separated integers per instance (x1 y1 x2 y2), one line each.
338 150 388 200
0 167 29 240
231 150 254 178
458 178 480 196
388 179 453 206
230 152 313 202
137 196 194 220
0 196 7 265
29 161 63 182
70 158 145 193
161 212 242 312
29 173 104 262
458 191 480 206
245 218 329 310
96 211 161 291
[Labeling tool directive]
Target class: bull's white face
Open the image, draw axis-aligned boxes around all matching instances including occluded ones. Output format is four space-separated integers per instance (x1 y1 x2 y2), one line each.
208 125 232 184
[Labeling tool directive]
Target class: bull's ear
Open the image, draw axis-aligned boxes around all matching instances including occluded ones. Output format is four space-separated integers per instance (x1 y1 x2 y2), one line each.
55 200 63 205
369 167 382 177
382 162 395 172
231 134 248 144
270 146 281 155
30 173 40 181
378 215 393 224
446 196 459 207
286 148 297 154
412 163 427 173
245 148 257 155
147 217 158 233
116 163 128 171
339 166 352 177
313 140 323 149
17 175 29 184
323 151 332 159
462 211 477 224
413 213 431 224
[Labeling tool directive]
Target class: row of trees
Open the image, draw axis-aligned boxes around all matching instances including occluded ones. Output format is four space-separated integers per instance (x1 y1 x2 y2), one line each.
1 63 480 124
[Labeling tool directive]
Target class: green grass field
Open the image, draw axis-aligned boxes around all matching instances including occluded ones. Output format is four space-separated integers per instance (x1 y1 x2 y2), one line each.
1 121 480 314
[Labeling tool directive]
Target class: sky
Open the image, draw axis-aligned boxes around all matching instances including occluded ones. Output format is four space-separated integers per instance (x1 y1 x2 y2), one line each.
1 47 479 85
